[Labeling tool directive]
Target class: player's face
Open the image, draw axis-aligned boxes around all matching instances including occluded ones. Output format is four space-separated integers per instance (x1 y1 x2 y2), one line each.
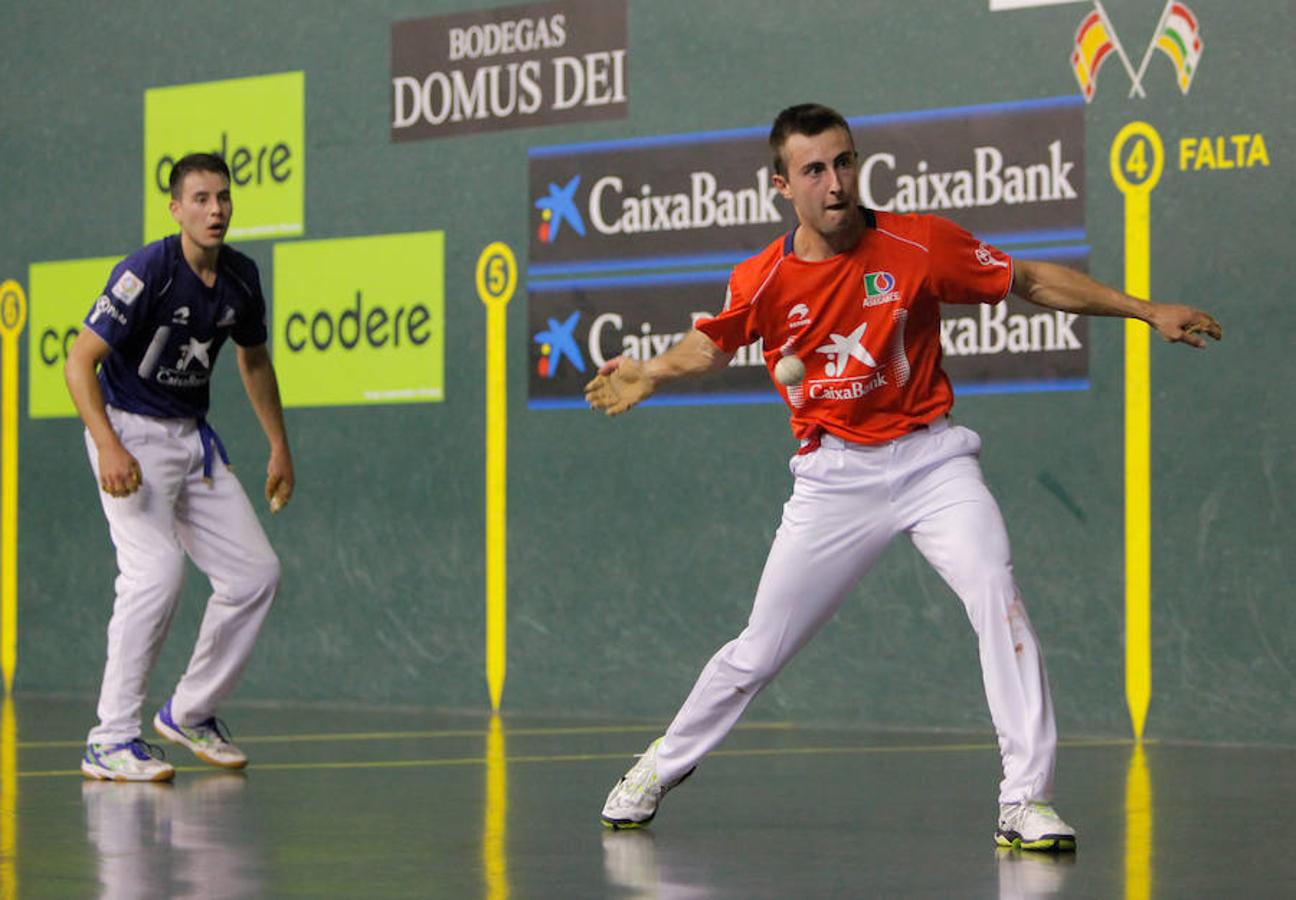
170 170 232 251
773 128 860 239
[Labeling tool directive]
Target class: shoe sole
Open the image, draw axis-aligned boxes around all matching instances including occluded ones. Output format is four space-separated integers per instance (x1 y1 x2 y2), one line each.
153 715 249 770
80 761 176 783
601 814 653 831
995 832 1077 852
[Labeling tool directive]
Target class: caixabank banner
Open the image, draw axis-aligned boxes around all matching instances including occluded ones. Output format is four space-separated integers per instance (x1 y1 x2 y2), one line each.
391 0 627 141
527 96 1088 408
528 274 769 407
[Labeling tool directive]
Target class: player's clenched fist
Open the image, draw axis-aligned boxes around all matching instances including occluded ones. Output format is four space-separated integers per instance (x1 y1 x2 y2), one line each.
265 449 295 514
584 356 654 416
97 443 143 498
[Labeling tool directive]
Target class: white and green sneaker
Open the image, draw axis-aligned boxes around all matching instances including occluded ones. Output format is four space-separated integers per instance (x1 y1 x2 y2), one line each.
81 738 176 782
600 737 692 830
153 698 248 770
996 801 1077 851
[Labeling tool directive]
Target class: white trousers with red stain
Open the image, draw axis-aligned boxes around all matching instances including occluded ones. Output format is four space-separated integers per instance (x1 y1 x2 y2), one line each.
655 418 1058 804
85 407 280 745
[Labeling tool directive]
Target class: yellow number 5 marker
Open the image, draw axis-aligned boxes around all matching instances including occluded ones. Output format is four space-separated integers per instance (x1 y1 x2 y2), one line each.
476 244 517 712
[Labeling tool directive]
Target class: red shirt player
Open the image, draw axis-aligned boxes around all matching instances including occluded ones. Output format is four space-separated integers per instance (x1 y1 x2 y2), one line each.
587 104 1220 851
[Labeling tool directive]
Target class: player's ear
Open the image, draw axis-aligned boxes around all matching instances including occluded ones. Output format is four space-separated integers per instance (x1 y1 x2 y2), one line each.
772 172 791 198
169 198 182 223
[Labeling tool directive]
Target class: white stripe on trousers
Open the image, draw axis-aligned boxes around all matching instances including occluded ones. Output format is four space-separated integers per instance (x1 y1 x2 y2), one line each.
85 407 280 745
655 418 1058 803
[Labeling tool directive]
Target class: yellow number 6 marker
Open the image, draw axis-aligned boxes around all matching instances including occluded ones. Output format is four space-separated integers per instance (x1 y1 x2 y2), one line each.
0 279 28 694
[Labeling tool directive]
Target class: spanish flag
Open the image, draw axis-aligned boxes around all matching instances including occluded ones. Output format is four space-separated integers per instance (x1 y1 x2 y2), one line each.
1071 9 1116 102
1155 3 1203 94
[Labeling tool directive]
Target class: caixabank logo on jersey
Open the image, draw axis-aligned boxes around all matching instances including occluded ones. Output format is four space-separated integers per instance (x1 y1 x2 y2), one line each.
391 0 627 141
527 96 1089 407
144 72 304 243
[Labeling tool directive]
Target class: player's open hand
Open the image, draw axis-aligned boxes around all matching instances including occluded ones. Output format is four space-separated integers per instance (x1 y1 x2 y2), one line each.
584 356 653 416
1148 304 1223 348
98 443 142 498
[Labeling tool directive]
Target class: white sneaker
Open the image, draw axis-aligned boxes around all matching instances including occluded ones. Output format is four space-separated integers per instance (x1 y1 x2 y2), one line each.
995 801 1077 851
153 698 248 769
81 739 176 782
600 737 692 830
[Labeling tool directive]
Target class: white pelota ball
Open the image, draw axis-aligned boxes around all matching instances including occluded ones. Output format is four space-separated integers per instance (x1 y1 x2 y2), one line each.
774 355 805 386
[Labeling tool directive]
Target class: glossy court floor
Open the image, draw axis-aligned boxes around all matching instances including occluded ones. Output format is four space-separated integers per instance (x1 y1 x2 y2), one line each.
2 697 1292 898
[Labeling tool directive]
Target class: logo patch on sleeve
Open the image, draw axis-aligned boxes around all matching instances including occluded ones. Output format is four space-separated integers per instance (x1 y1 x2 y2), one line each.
975 243 1010 269
111 270 145 305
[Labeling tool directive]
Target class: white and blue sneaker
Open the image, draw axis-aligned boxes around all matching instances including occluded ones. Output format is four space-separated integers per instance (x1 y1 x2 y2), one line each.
153 698 248 770
81 738 176 782
996 801 1077 851
601 737 693 830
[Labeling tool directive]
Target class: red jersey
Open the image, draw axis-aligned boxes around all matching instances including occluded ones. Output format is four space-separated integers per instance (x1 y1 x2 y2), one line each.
696 209 1013 445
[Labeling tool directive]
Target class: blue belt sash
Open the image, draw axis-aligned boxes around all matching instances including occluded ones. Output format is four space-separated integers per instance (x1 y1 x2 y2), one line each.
196 418 231 483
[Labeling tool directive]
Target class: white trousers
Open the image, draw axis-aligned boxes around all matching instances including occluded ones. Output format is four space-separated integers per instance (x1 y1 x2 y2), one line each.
655 419 1058 804
85 407 280 744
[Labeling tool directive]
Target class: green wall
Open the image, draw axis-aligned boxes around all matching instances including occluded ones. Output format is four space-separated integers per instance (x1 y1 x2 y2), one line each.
1 0 1291 744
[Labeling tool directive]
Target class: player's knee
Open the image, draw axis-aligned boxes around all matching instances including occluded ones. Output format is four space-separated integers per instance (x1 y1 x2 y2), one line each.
230 552 281 605
964 570 1022 625
716 644 781 693
119 550 187 599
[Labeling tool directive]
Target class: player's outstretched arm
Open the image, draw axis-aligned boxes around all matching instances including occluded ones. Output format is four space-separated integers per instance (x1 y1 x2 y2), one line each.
1012 258 1222 349
236 343 294 513
584 328 732 417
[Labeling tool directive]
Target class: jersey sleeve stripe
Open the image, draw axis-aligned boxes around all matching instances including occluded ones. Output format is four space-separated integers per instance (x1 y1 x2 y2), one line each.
874 226 930 254
746 255 788 309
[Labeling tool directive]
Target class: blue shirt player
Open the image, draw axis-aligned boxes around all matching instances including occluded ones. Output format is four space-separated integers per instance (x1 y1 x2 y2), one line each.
66 153 293 782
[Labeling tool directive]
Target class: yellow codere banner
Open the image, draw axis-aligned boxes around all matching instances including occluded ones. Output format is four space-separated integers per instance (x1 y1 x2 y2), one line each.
26 257 120 419
272 232 445 408
144 72 304 243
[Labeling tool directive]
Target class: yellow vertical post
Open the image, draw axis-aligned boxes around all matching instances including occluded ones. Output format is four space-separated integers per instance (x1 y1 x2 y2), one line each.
0 280 28 696
1109 124 1164 741
476 244 517 713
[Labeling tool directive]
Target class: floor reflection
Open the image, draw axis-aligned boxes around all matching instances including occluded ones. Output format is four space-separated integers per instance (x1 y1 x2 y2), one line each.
81 773 264 899
482 714 509 900
1 695 16 900
600 830 716 900
995 847 1076 899
1125 742 1152 900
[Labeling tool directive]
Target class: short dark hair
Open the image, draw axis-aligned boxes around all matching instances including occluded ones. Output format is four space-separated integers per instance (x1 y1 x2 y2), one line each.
168 153 231 199
769 103 852 177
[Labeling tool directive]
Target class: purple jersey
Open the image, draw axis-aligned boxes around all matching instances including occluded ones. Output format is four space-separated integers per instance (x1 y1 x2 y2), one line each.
85 235 267 419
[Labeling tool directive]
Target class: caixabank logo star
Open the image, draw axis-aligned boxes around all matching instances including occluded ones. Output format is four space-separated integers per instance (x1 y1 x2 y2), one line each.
1071 1 1203 102
532 310 585 378
534 175 586 244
